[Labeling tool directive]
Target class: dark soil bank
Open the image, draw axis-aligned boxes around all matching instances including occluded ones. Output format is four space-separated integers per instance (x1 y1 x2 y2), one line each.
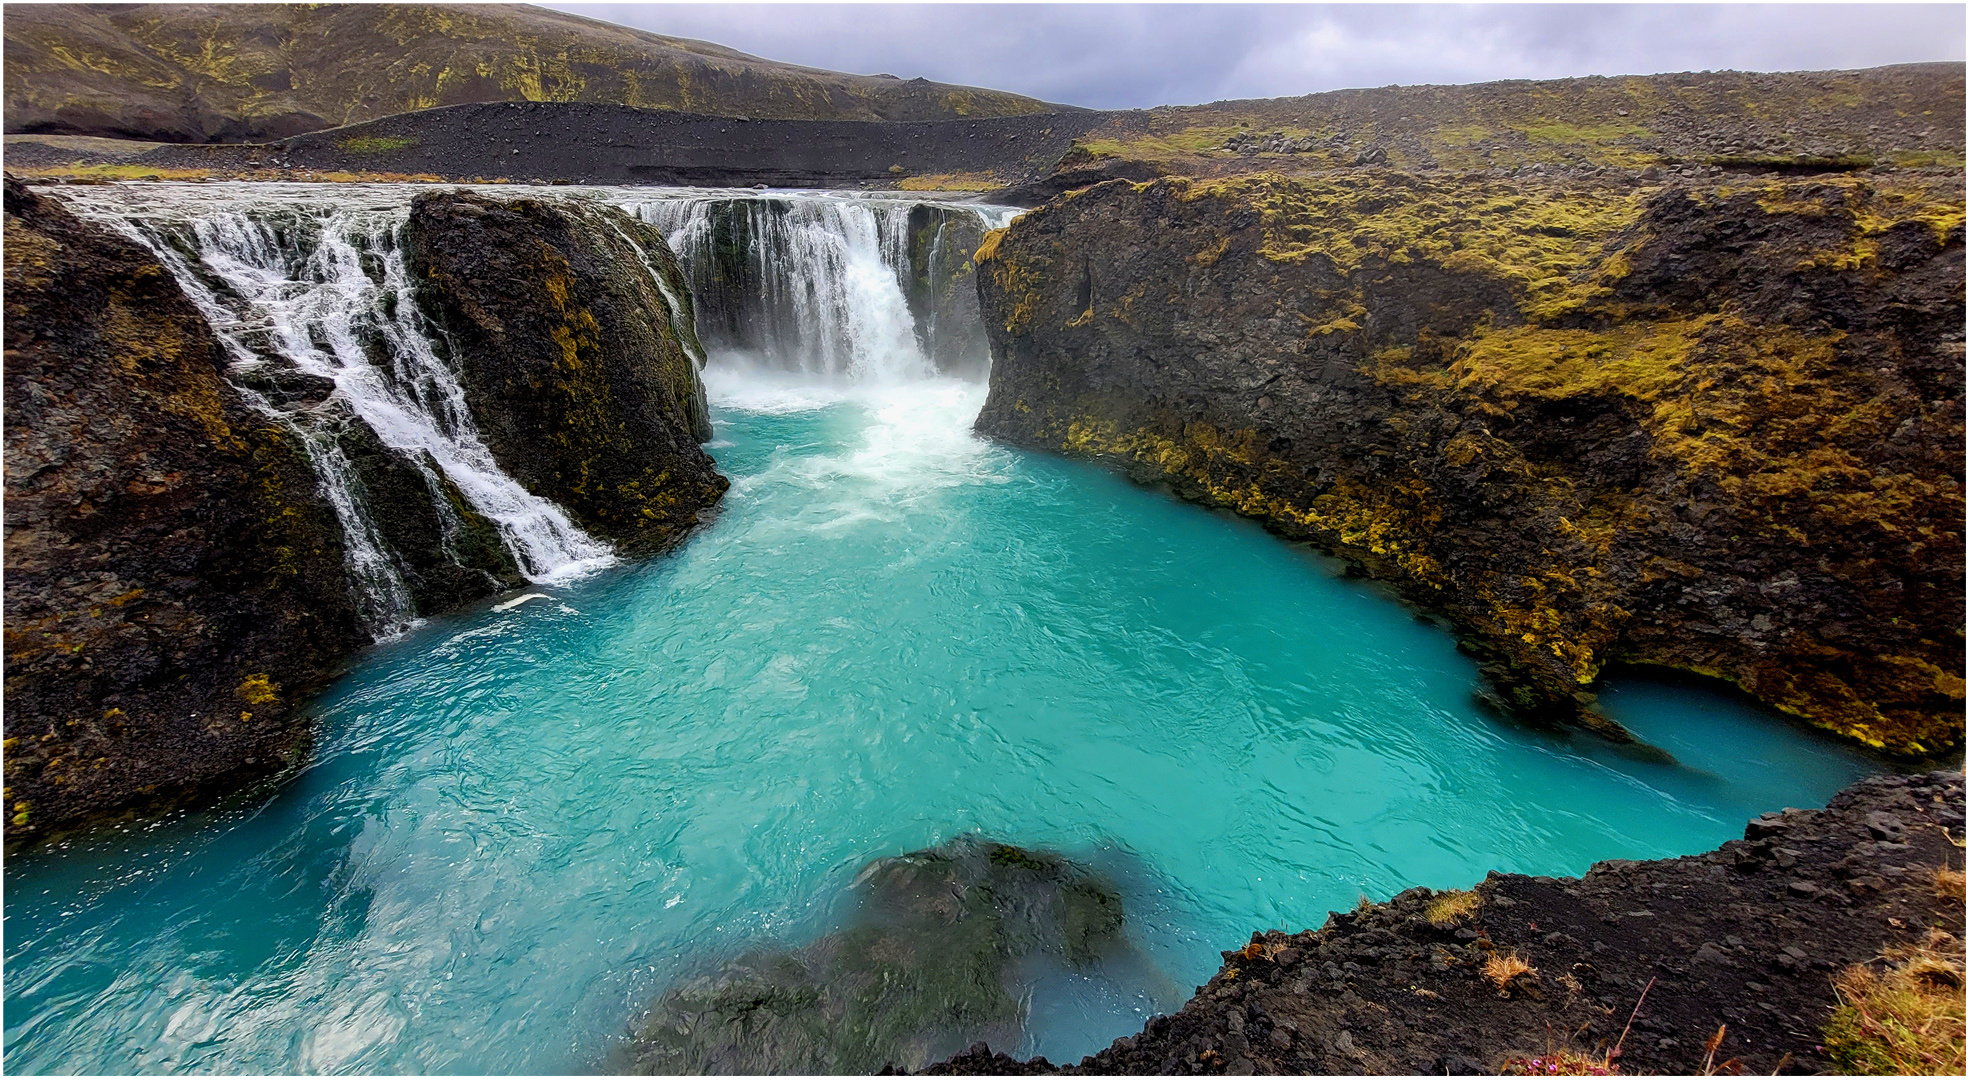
922 770 1966 1075
140 102 1107 193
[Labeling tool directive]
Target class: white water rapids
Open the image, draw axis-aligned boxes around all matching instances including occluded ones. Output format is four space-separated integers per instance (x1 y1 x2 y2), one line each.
43 182 1020 637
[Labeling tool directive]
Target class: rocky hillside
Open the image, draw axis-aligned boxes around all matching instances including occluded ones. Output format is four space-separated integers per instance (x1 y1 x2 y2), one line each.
7 64 1954 199
927 770 1965 1075
3 182 730 840
974 170 1964 755
84 101 1104 191
2 177 363 839
3 2 1062 143
1016 63 1964 203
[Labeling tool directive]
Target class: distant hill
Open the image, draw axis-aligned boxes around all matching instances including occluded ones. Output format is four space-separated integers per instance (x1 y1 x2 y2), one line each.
2 3 1066 142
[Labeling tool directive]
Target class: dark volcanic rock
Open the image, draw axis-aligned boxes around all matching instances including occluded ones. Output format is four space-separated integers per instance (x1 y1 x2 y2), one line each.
2 176 362 840
973 172 1965 754
927 770 1966 1075
629 838 1130 1075
404 191 727 555
333 416 526 615
133 101 1104 197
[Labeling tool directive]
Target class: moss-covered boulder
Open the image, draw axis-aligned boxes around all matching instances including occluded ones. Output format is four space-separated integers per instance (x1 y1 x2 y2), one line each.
404 192 726 556
629 838 1129 1074
975 172 1964 755
2 176 363 840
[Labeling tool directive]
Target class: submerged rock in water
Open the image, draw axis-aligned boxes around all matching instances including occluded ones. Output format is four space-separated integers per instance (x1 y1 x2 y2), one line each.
930 771 1966 1076
629 838 1128 1074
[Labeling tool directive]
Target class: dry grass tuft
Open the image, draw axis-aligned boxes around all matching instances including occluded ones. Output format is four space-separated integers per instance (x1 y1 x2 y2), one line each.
1934 865 1965 901
1425 888 1482 927
1484 951 1539 990
1499 1046 1617 1076
1822 929 1967 1075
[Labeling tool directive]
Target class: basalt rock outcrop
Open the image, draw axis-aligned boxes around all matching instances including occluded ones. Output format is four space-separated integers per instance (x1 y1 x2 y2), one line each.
974 171 1965 755
5 182 733 839
927 770 1965 1076
629 838 1134 1075
2 177 363 840
405 191 727 555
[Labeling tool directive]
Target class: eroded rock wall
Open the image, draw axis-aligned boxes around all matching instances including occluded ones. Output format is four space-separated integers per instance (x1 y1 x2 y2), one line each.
405 191 727 555
2 178 363 838
974 173 1965 754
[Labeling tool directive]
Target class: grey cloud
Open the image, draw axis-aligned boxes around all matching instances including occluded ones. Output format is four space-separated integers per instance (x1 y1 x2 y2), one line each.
544 3 1965 109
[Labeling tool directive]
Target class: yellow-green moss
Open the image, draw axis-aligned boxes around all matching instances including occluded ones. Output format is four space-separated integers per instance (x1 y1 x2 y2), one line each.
1170 174 1644 308
338 135 418 154
235 673 280 706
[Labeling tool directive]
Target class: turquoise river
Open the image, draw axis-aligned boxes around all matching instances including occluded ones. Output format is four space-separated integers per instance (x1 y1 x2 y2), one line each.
1 365 1892 1073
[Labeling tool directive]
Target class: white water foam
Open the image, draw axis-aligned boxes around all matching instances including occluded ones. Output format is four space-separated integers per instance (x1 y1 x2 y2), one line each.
47 182 1019 634
624 189 1018 381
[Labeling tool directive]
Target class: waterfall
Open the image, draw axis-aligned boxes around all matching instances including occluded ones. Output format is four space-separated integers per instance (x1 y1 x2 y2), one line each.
43 182 1017 637
53 185 617 638
622 191 1018 380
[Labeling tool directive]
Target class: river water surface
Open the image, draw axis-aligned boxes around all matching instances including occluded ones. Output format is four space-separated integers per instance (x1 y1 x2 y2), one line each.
3 187 1891 1074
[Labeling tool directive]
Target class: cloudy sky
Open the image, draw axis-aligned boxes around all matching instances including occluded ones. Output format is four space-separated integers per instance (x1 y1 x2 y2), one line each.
543 3 1965 109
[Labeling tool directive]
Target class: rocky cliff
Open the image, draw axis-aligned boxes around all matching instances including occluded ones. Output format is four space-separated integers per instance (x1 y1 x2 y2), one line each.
2 177 363 839
926 770 1965 1075
975 171 1964 755
5 183 732 838
405 191 727 555
4 3 1062 143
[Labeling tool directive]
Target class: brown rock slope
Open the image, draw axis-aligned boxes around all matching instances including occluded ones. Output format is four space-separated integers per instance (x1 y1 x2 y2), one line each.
925 769 1965 1076
2 2 1060 143
404 191 727 555
974 171 1965 755
2 177 362 839
1010 63 1964 204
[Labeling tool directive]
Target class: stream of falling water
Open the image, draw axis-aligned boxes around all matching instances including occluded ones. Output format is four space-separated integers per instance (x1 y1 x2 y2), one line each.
53 185 627 636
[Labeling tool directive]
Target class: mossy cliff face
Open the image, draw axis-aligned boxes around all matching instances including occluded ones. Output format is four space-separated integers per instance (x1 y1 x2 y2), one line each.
975 173 1965 754
904 204 994 376
405 192 726 555
2 177 363 840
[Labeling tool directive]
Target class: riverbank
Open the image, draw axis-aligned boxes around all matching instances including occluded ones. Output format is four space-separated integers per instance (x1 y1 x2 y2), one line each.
924 769 1966 1075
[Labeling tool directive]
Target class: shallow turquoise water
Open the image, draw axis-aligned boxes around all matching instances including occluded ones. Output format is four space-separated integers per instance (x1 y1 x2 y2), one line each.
3 374 1889 1074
